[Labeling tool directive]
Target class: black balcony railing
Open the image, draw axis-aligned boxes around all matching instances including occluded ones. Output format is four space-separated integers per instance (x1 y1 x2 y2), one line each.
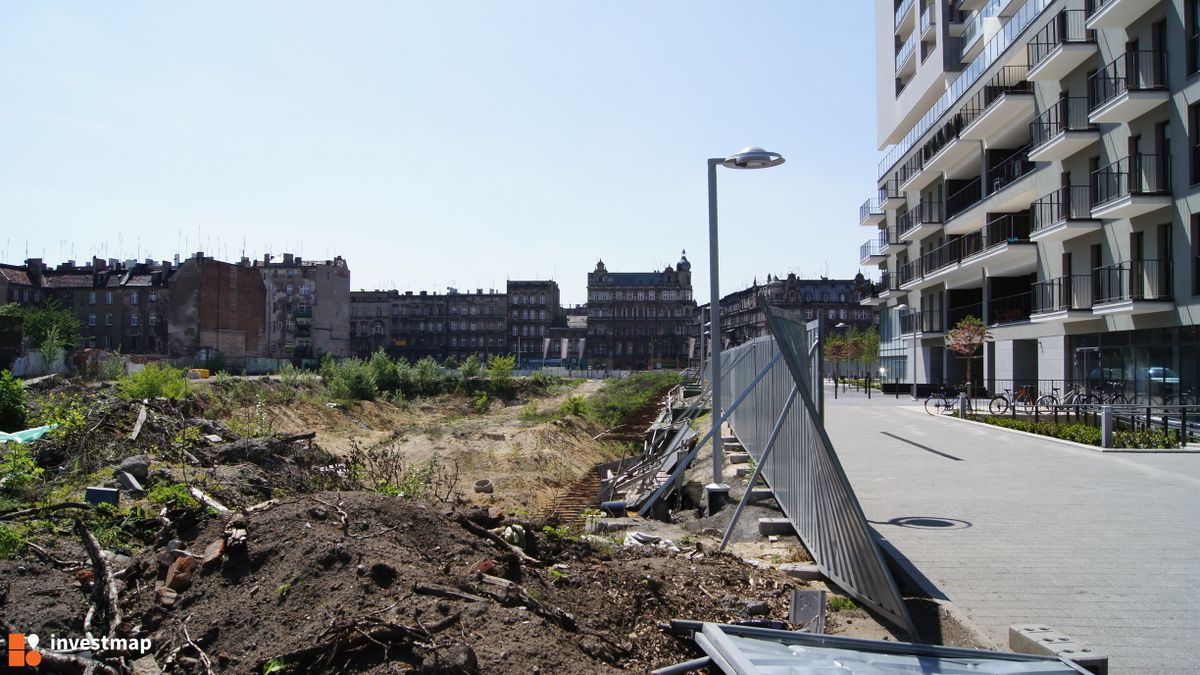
989 291 1032 325
860 238 885 260
1030 97 1092 150
1094 259 1173 304
922 114 966 164
860 198 884 222
899 151 925 185
900 309 943 334
960 66 1033 129
987 145 1036 194
983 212 1031 248
1085 0 1119 18
897 201 943 237
879 177 903 203
946 176 982 219
1089 50 1167 112
1031 185 1092 232
1091 154 1171 207
1028 9 1092 68
1033 274 1092 313
898 259 922 285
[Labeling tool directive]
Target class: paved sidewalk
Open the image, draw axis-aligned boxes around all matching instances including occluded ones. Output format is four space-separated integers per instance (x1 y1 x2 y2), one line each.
822 386 1200 674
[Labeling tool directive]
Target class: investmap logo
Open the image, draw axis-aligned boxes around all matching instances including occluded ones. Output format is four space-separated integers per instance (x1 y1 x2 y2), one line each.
7 633 42 668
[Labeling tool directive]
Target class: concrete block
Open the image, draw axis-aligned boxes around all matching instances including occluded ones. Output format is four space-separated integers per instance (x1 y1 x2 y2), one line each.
758 517 796 536
585 517 638 534
778 563 824 581
746 487 774 504
727 452 751 464
1009 625 1108 675
734 467 750 477
116 471 145 494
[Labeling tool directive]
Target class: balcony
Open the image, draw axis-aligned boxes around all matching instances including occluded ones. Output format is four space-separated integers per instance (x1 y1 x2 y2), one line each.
1028 97 1099 162
966 212 1036 277
861 274 892 306
879 178 906 211
919 232 982 285
960 66 1035 143
895 0 917 34
945 146 1038 236
897 201 944 240
860 198 886 226
1090 154 1171 220
919 115 975 181
1031 275 1094 323
947 7 967 36
898 259 923 288
1088 50 1168 124
881 225 907 255
860 238 888 265
1027 10 1095 81
1085 0 1155 30
919 3 935 40
988 290 1033 325
900 309 943 336
896 32 918 76
1030 185 1101 242
293 307 313 318
1092 259 1174 315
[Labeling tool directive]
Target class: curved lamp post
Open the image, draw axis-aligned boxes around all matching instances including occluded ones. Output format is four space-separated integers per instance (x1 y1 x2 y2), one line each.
707 147 785 514
895 303 916 399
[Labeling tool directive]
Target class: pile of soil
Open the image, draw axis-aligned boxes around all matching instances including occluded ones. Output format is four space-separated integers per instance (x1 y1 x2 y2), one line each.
1 493 832 673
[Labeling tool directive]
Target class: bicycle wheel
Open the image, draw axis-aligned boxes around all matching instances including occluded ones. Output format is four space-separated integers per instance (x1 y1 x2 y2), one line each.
924 396 940 415
1035 394 1057 416
941 396 956 415
989 395 1008 415
1110 393 1129 405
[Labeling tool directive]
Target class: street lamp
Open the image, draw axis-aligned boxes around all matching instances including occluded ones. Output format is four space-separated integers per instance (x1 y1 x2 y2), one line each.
707 147 785 514
895 303 916 399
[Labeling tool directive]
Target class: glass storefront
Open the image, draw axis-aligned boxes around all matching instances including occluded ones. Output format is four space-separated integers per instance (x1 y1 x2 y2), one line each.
1068 326 1200 403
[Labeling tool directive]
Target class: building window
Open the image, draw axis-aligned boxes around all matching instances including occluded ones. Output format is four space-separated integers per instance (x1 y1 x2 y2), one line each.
89 291 96 305
149 291 157 303
130 291 139 304
105 313 112 326
106 291 113 304
130 315 139 326
88 314 96 327
149 314 157 326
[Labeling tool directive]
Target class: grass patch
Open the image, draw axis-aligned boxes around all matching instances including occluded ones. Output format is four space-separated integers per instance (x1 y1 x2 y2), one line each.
829 596 858 612
148 483 201 508
587 372 683 428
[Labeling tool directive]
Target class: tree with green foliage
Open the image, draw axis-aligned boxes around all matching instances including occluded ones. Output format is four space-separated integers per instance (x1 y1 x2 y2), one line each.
118 363 190 400
461 354 482 379
487 354 516 395
0 301 83 352
369 350 401 393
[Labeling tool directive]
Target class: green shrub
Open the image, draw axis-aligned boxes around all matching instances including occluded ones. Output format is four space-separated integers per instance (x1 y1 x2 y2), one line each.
0 443 44 498
413 357 442 396
587 372 683 428
97 350 128 381
0 370 27 432
473 391 490 414
559 394 586 417
487 354 516 395
443 356 459 372
461 355 483 379
369 350 402 393
968 414 1178 449
0 525 25 559
326 358 377 401
31 391 87 438
118 363 189 400
204 351 227 374
829 596 858 612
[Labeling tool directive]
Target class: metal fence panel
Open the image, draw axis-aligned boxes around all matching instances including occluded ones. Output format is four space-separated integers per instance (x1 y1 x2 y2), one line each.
715 303 916 636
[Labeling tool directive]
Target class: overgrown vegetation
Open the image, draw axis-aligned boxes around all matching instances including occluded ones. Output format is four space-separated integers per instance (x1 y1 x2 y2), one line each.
118 362 190 400
317 350 562 403
347 442 458 502
0 442 43 500
586 372 683 427
0 370 27 432
966 414 1179 449
0 300 83 352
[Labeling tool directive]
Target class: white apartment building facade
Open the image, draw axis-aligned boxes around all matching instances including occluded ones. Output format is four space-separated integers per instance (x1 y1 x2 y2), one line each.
859 0 1200 402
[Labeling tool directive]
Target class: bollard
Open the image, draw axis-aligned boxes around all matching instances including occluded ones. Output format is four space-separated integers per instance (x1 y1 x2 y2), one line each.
1101 405 1113 448
958 393 968 416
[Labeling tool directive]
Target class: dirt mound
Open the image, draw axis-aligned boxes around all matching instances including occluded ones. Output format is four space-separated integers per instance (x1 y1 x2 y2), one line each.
1 493 827 673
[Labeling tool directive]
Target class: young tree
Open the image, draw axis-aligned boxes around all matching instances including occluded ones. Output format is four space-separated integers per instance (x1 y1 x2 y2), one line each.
945 316 992 402
0 301 82 352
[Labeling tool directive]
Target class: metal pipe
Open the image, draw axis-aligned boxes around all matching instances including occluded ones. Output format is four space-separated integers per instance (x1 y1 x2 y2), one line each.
649 656 712 675
707 158 726 493
719 384 798 552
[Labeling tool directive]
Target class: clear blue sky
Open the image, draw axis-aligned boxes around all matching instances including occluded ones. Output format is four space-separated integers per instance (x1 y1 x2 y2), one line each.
0 1 879 306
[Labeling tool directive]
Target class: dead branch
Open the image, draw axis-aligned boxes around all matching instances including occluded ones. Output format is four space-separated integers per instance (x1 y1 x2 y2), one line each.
308 495 349 532
0 502 91 521
28 651 121 675
182 616 215 675
413 583 486 603
74 520 122 639
454 514 541 565
188 486 229 513
27 541 84 568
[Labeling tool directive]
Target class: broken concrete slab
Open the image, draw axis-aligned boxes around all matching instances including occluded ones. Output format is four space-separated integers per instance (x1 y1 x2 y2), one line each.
117 454 152 481
757 517 796 536
727 452 751 465
746 488 774 504
115 471 145 494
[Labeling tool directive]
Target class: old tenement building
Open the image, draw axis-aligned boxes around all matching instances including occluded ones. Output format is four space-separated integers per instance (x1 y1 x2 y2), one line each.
586 252 697 370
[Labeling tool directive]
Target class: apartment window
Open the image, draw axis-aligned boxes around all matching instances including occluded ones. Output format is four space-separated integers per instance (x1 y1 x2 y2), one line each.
88 314 96 327
149 291 157 303
648 290 655 301
129 291 138 305
450 321 458 331
637 291 645 301
89 291 96 305
106 291 113 304
512 326 518 336
149 314 157 326
104 336 112 349
539 310 546 321
105 313 112 326
130 315 139 326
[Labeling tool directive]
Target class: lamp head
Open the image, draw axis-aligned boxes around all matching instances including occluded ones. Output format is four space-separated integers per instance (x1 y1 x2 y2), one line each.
722 147 785 170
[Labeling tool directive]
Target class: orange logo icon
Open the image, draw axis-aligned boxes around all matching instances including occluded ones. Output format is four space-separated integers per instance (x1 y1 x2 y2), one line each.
7 633 42 668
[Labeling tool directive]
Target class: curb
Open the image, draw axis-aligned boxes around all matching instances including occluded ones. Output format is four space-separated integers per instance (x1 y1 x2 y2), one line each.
937 412 1200 454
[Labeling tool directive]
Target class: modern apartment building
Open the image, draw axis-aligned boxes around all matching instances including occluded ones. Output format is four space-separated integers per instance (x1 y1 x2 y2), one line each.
861 0 1198 400
586 252 697 370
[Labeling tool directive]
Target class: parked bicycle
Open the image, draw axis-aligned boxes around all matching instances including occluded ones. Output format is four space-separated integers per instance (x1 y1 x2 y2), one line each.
925 387 974 416
988 385 1037 415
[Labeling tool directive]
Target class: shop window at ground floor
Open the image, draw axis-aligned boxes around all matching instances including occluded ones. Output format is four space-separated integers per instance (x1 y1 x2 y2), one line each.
1069 326 1200 403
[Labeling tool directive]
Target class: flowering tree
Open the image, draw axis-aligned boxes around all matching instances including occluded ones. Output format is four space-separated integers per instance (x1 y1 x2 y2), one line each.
945 315 991 401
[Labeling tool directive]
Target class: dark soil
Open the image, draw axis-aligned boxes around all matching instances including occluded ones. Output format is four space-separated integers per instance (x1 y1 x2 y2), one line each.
1 492 825 673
